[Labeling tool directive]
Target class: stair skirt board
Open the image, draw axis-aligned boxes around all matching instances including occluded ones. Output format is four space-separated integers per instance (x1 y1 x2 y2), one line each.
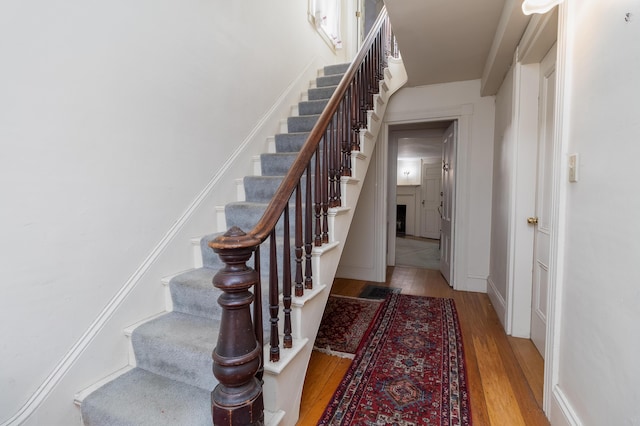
79 60 394 426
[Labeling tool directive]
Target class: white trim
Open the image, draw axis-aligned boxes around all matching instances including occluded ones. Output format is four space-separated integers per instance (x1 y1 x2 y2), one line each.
487 275 507 329
384 123 396 266
504 55 520 337
73 366 134 406
383 105 473 291
550 385 583 426
263 337 309 375
373 130 388 282
522 0 563 16
543 1 569 417
519 8 559 65
0 57 323 426
464 274 488 293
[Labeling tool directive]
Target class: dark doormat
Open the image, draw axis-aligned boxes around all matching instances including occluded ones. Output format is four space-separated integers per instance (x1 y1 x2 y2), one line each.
358 284 401 299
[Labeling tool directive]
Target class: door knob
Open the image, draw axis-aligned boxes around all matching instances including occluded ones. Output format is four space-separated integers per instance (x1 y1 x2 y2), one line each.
527 217 539 225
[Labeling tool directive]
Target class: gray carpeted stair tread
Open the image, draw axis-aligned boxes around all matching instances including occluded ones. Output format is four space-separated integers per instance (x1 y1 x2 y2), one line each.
168 265 298 341
261 152 320 176
80 368 211 426
299 99 329 115
169 267 222 320
224 201 269 231
324 63 350 76
308 85 336 101
261 152 298 176
131 312 220 391
244 176 287 204
317 73 343 88
287 114 320 133
225 201 309 235
275 132 309 153
244 175 313 204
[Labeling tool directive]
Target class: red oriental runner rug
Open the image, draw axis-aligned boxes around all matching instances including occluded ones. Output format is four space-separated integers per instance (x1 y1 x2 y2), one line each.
319 293 472 425
314 295 384 358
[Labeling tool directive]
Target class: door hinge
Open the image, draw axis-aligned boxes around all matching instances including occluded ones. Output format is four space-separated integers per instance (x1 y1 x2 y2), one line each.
356 11 361 18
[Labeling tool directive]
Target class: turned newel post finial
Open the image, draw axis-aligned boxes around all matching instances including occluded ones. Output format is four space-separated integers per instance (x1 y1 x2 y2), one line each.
210 226 264 426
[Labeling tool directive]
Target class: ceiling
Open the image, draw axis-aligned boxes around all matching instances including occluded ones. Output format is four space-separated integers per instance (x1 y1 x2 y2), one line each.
384 0 531 93
382 0 533 160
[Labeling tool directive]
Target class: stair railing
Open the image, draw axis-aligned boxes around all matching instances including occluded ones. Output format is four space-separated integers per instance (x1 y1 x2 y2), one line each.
208 7 394 425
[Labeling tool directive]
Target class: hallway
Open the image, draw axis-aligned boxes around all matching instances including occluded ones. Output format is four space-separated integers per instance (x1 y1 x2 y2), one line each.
395 235 441 270
298 266 547 425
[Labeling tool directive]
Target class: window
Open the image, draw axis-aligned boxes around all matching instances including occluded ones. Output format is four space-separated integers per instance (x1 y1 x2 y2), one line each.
309 0 342 49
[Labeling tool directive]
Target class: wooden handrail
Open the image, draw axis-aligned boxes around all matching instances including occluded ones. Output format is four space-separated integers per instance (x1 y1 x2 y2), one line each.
209 7 393 425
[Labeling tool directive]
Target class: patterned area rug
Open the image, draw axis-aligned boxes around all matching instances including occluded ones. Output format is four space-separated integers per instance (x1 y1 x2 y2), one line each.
319 293 472 425
313 295 384 358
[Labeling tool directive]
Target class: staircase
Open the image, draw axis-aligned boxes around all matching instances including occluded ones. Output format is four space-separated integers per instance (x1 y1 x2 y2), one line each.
75 29 406 426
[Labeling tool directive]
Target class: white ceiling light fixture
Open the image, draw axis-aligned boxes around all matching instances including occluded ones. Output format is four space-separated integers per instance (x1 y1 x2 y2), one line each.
521 0 564 15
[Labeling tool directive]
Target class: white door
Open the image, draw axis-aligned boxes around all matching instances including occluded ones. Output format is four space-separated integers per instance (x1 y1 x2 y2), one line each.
421 162 442 239
530 44 557 358
440 122 456 285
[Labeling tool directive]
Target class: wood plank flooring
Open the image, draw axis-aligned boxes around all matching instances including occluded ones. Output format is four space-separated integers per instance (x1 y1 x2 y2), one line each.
297 266 549 425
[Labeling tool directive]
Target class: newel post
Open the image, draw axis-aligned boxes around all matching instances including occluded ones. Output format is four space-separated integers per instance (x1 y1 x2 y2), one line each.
210 227 264 426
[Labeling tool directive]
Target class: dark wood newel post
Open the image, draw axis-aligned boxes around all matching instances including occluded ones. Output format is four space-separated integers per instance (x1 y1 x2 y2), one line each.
210 226 264 426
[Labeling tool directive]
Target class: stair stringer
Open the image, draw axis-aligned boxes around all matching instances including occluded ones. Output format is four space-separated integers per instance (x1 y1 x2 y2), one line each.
258 59 408 426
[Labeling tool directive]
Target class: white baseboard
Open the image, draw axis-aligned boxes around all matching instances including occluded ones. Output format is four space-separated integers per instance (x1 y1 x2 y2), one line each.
486 275 507 331
550 385 582 426
458 274 488 293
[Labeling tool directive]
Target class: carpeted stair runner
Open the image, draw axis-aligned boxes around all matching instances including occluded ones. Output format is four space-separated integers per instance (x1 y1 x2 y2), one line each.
79 63 350 426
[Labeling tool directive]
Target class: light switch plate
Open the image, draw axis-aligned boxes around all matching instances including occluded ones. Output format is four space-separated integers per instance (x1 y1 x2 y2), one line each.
568 153 579 183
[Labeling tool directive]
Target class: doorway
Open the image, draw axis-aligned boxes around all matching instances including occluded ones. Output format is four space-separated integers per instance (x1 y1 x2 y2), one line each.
387 120 456 279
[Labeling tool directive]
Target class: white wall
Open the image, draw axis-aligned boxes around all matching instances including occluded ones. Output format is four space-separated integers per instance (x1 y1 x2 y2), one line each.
339 79 495 291
550 1 640 424
335 142 385 280
489 66 516 319
0 2 343 424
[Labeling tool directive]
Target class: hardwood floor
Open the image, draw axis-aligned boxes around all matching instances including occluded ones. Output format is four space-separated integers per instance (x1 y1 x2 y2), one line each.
297 266 548 425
